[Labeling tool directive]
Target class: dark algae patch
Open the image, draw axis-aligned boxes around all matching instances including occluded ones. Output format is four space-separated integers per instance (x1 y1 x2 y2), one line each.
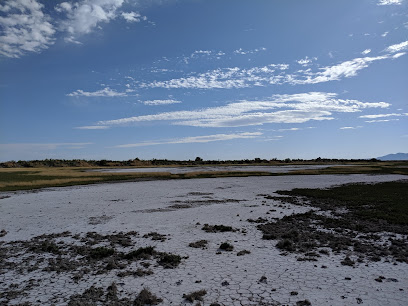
277 180 408 226
157 252 182 269
202 224 237 233
134 288 163 305
258 180 408 263
0 231 183 304
189 239 208 249
219 242 234 251
183 289 207 302
67 283 162 305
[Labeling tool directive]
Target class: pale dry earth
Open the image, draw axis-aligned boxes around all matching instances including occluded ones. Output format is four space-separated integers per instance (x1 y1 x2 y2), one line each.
90 165 339 174
0 174 407 305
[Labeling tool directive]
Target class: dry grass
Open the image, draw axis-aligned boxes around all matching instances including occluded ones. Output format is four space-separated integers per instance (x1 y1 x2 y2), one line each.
288 164 408 176
1 162 407 192
0 168 174 191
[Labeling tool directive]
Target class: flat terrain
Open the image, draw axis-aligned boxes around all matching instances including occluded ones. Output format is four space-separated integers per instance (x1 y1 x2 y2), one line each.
1 174 407 305
1 161 407 192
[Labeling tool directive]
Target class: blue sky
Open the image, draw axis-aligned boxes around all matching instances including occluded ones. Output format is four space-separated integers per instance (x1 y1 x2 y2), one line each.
0 0 407 161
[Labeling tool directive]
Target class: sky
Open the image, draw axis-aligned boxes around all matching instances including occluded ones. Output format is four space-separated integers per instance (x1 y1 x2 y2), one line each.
0 0 407 161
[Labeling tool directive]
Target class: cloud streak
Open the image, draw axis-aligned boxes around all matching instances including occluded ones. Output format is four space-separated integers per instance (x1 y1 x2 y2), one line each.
97 92 390 128
114 132 263 148
365 119 400 123
359 113 408 118
291 55 389 84
67 87 128 97
377 0 403 5
142 99 181 105
141 41 406 90
75 125 110 129
385 41 408 53
340 126 362 130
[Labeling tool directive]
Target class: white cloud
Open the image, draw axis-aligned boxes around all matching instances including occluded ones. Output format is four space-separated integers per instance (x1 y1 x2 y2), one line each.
278 128 300 132
233 47 266 55
191 50 212 56
56 0 125 42
340 126 362 130
365 119 400 123
377 0 403 5
142 64 289 89
291 55 389 84
392 52 406 58
121 11 146 23
98 92 389 128
359 113 408 118
143 49 404 89
361 49 371 55
114 132 263 148
296 56 316 66
385 41 408 53
0 0 55 58
143 99 181 105
75 125 110 129
381 31 389 37
67 87 128 97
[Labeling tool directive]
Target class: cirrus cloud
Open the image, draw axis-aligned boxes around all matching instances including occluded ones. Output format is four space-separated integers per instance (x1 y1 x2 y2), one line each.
142 99 181 105
67 87 128 97
114 132 263 148
96 92 390 128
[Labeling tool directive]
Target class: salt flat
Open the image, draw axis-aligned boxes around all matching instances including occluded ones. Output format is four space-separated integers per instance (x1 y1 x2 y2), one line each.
0 174 407 305
91 164 337 174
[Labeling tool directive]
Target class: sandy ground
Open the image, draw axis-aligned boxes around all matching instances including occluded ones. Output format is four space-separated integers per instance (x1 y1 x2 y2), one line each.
0 174 407 305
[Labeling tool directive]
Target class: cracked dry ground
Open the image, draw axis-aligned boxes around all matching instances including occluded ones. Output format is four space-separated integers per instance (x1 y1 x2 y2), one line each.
0 175 407 305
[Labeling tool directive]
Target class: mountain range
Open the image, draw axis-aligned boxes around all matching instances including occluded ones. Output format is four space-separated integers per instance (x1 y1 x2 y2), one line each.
377 153 408 161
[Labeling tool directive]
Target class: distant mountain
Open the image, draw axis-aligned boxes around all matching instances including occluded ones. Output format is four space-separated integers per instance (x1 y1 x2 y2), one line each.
377 153 408 161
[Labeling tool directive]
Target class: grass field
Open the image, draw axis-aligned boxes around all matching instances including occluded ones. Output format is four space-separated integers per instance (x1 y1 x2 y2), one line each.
0 162 407 192
0 167 273 192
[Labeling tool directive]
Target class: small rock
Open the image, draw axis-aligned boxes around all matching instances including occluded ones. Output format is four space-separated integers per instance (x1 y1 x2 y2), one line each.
258 276 267 284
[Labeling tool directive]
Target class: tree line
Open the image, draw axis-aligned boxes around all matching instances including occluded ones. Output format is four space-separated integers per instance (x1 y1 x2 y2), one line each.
0 157 380 168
